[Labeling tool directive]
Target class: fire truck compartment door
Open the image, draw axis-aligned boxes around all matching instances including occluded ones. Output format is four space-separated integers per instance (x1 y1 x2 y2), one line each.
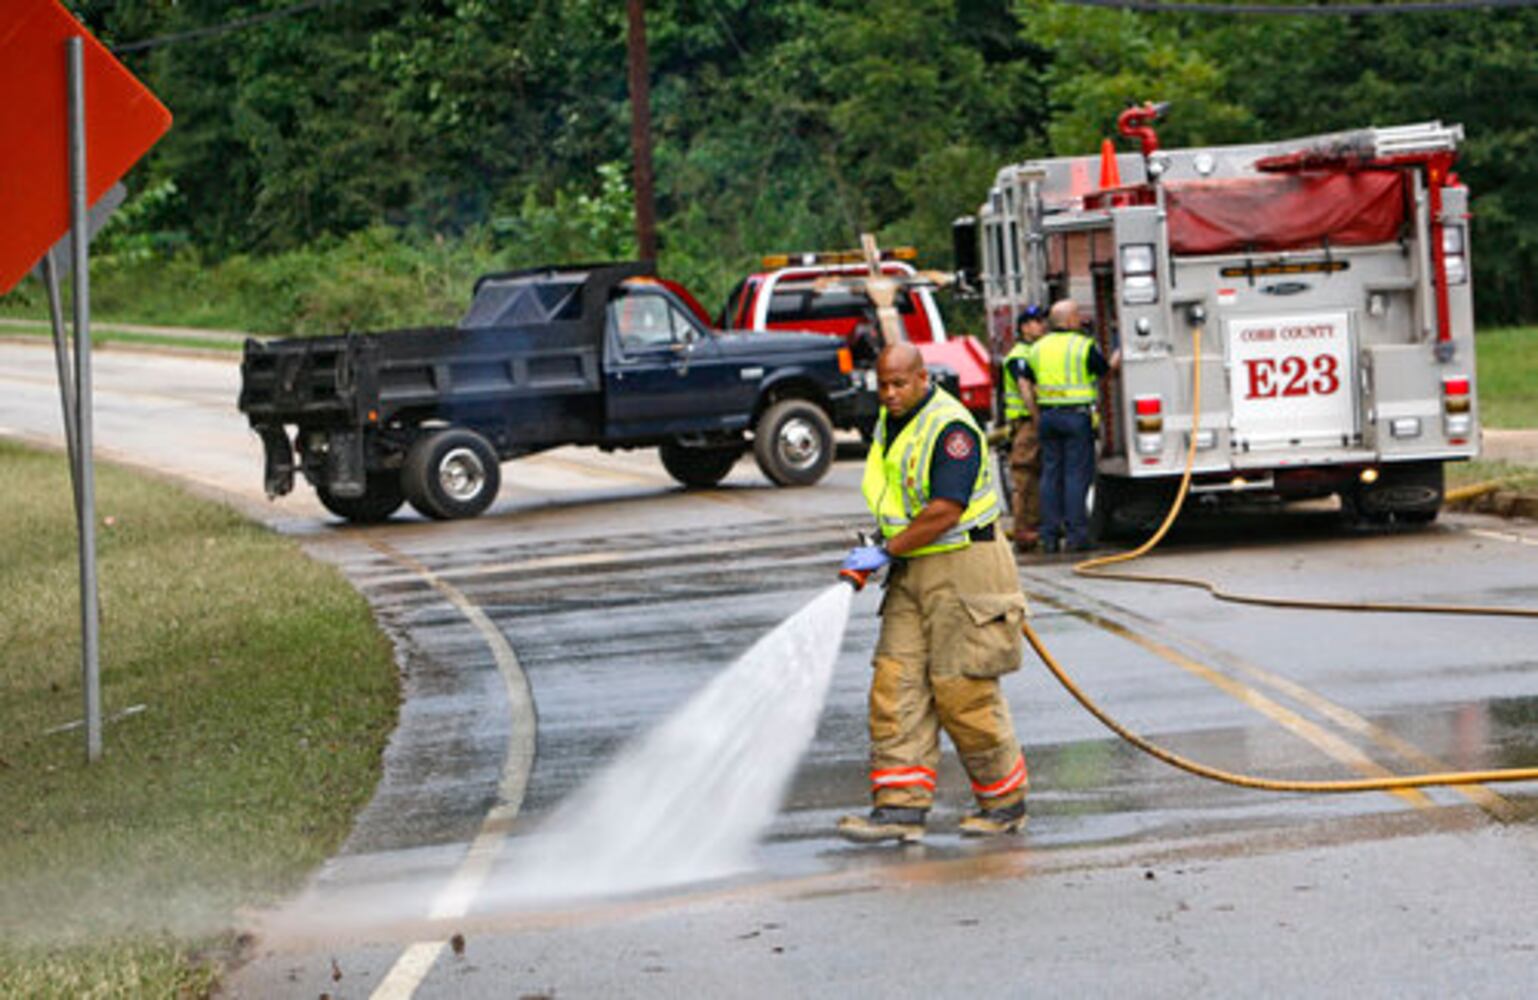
1226 311 1356 451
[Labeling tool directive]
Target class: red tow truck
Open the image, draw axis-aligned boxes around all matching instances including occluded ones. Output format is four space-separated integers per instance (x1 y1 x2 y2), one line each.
719 248 995 433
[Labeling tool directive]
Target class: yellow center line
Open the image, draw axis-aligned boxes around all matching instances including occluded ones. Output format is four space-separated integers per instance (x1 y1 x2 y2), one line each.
1034 572 1517 820
1031 593 1434 809
1205 650 1516 820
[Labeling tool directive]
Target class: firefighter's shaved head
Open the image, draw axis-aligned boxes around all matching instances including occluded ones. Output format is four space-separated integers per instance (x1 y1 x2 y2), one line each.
876 343 929 418
1049 298 1081 331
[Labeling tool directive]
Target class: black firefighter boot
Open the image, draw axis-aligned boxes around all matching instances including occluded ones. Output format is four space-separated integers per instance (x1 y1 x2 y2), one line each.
836 806 928 844
957 798 1028 837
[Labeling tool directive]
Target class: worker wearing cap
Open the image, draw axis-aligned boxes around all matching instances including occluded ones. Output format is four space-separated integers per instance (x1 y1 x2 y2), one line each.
1024 299 1120 552
836 343 1031 843
1001 305 1047 553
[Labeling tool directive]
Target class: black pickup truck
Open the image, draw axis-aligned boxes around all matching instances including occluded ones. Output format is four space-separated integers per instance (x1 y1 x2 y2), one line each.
238 262 861 522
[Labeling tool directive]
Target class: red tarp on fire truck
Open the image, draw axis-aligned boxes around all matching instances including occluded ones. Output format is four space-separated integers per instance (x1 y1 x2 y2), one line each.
1165 171 1407 255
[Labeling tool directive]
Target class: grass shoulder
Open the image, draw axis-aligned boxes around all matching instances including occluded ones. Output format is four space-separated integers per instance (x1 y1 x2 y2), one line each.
0 442 399 995
1469 325 1538 428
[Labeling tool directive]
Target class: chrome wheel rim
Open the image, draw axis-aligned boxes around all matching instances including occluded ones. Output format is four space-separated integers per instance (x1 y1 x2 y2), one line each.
438 447 487 501
778 418 820 470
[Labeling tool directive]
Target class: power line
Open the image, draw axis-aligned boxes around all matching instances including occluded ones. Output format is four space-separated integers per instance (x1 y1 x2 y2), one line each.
1054 0 1538 14
111 0 346 55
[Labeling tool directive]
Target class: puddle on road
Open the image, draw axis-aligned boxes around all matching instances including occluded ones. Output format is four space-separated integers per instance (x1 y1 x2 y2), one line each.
750 691 1538 879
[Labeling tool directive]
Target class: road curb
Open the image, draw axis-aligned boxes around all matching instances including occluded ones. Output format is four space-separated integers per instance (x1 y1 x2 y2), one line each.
1449 485 1538 520
0 331 240 361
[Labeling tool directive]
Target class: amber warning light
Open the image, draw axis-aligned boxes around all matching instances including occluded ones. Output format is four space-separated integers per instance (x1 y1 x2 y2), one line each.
761 247 918 269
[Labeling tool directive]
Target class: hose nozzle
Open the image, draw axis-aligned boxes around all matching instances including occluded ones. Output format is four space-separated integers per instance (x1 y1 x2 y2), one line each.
838 529 881 590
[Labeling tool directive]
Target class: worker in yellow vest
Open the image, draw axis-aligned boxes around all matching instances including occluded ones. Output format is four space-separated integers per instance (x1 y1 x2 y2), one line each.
1024 300 1120 552
1001 305 1047 553
837 343 1031 843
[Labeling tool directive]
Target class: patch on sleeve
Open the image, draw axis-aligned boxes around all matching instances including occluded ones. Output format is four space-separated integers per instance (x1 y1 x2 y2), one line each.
942 427 975 460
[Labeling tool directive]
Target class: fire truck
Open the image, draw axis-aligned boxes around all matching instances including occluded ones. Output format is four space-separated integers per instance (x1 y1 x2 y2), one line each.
958 107 1478 534
720 248 995 432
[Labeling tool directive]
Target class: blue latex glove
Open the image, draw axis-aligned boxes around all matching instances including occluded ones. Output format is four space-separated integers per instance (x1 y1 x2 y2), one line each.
841 544 891 573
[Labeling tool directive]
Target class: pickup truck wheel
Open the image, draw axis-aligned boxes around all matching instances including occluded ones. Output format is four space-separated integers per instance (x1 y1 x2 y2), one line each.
659 442 743 488
403 428 502 520
753 399 834 487
316 473 406 523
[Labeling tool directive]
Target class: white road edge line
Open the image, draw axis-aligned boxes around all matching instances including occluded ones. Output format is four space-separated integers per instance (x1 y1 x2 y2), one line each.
1469 527 1538 547
367 540 536 1000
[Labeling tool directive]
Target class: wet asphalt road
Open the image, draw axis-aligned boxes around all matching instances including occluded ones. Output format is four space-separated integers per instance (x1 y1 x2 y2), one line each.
4 340 1537 997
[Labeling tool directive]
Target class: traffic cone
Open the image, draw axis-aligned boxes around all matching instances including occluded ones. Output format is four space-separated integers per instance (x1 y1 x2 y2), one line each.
1098 137 1121 189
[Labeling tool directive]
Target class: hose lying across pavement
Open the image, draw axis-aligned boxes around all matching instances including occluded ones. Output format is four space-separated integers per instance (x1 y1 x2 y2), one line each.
1021 322 1538 793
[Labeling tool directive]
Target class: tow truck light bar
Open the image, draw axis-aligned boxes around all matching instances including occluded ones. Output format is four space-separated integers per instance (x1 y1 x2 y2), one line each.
760 247 918 269
1121 243 1158 305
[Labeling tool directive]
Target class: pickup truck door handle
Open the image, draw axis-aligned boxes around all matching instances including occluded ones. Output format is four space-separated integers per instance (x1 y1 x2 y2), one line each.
672 340 694 377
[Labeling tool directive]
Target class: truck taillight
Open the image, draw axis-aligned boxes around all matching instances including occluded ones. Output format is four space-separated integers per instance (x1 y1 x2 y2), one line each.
1443 373 1472 440
837 347 853 375
1120 243 1158 305
1441 224 1468 285
1134 394 1163 454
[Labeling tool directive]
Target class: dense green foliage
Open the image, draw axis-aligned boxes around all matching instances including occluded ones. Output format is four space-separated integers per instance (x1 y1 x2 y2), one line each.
12 0 1538 327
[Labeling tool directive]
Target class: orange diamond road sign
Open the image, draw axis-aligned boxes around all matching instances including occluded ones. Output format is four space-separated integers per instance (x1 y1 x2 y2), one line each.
0 0 172 294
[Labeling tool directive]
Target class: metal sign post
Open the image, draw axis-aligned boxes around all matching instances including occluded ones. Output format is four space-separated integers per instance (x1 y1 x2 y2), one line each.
42 253 81 500
67 36 102 763
1 1 172 763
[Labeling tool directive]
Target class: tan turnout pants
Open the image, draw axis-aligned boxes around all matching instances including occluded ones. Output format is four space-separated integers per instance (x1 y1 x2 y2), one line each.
869 532 1030 810
1008 419 1040 544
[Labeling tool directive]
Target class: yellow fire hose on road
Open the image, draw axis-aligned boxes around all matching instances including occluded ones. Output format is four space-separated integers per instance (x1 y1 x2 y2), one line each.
1021 323 1538 793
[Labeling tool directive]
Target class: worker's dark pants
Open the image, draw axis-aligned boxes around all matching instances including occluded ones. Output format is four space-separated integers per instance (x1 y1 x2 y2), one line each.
1038 406 1095 549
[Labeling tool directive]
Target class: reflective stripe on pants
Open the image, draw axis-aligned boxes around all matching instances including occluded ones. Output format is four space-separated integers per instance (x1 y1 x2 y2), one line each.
866 536 1028 810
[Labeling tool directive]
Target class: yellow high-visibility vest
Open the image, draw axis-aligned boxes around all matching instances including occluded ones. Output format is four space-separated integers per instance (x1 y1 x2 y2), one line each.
1028 330 1098 406
861 388 1001 557
1001 341 1032 421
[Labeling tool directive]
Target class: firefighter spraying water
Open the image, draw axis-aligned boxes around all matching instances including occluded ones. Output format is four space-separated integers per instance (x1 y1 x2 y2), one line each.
836 343 1031 844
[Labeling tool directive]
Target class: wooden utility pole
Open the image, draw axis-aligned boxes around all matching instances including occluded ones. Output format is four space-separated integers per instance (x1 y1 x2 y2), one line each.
625 0 657 261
